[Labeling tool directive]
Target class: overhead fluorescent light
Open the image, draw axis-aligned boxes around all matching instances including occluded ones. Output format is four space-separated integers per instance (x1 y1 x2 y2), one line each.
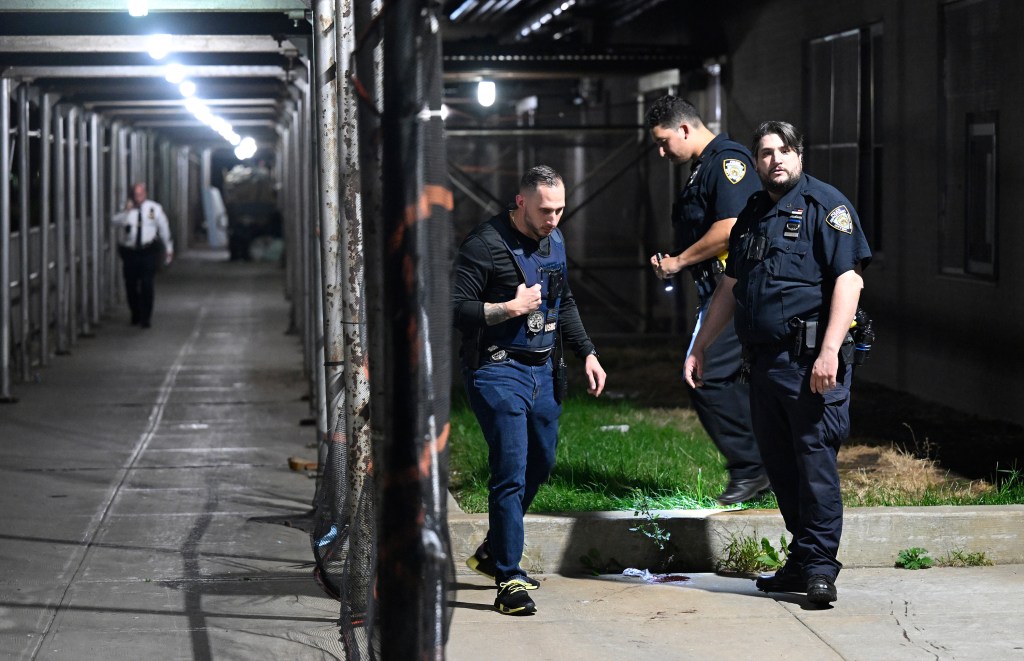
146 34 172 60
128 0 149 17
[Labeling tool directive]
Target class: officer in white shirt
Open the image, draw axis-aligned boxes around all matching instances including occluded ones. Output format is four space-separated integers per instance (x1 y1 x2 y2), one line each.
111 182 174 328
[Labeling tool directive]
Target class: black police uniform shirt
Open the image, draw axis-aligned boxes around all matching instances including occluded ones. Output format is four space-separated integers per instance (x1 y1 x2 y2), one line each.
725 173 872 346
673 133 761 259
452 211 597 363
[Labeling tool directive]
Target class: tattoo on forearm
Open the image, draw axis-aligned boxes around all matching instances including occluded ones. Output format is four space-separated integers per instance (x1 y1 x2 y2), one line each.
484 302 511 326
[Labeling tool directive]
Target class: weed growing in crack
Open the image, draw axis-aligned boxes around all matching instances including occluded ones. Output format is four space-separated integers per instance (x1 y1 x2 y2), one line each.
895 547 934 569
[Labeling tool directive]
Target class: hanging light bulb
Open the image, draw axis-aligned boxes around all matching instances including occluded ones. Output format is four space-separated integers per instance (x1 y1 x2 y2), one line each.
477 80 496 107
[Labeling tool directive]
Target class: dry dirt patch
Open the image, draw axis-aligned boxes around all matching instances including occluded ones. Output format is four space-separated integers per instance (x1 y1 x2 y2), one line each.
838 444 992 501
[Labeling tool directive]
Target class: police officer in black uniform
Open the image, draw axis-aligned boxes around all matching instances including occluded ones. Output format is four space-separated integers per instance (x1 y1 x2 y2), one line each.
685 121 871 606
646 96 769 505
453 165 606 616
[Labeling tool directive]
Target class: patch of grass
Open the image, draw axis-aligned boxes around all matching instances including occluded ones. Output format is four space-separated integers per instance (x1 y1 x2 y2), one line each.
449 391 776 513
448 386 1024 514
938 548 993 567
895 547 934 570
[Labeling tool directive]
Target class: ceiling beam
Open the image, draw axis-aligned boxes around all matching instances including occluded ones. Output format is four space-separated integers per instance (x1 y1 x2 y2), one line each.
134 119 279 128
99 106 278 117
84 97 281 108
0 35 300 54
0 0 307 11
2 65 292 80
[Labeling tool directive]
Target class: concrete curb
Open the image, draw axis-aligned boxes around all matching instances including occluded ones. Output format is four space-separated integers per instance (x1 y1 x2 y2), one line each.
448 505 1024 575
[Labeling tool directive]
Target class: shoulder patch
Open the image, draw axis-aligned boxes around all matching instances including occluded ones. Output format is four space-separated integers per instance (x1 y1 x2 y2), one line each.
825 205 853 234
722 159 746 184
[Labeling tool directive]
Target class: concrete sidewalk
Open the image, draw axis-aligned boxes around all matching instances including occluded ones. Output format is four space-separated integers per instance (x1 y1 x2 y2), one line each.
2 255 1022 660
1 256 344 659
448 567 1024 660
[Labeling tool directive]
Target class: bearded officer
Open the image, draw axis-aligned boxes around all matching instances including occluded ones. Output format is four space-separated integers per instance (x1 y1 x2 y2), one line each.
685 121 871 605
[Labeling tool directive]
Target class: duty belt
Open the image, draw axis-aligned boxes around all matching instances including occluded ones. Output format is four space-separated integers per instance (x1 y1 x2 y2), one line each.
484 346 552 366
690 258 724 302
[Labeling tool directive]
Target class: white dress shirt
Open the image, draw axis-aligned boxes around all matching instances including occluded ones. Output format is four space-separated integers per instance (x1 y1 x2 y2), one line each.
112 199 174 252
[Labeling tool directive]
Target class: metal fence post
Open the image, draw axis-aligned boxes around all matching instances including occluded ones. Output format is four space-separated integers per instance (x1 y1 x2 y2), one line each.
0 77 13 401
53 106 68 355
17 83 32 379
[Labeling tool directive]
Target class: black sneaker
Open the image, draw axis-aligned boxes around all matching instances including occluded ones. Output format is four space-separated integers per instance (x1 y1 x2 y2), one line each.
466 544 539 589
806 574 838 605
495 579 536 616
755 562 805 593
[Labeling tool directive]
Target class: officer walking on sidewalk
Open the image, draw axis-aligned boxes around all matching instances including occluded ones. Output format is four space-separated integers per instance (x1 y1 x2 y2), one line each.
685 121 871 605
111 182 174 328
646 95 769 505
452 165 606 616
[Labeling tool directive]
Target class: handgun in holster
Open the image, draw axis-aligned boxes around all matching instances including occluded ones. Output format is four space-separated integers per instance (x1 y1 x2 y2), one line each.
789 317 817 357
790 316 857 365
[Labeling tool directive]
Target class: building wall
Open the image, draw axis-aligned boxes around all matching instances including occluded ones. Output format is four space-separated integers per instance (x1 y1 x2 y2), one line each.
724 0 1024 425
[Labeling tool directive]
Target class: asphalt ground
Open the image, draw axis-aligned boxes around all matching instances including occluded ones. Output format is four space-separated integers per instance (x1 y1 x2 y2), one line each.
2 254 1022 660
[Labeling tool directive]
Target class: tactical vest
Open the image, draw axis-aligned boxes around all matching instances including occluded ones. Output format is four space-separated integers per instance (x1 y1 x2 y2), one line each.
480 215 567 353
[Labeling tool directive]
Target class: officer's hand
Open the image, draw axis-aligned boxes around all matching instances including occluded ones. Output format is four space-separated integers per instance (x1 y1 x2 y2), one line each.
584 354 606 397
811 353 839 394
510 283 542 316
649 253 677 280
684 352 704 388
165 250 174 266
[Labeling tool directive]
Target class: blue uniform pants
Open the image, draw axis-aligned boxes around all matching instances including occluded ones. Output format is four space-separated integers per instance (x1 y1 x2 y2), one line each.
686 298 763 480
748 348 852 580
463 357 561 583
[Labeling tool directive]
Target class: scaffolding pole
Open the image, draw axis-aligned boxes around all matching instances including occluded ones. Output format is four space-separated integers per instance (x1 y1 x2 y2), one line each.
377 0 453 657
0 78 13 401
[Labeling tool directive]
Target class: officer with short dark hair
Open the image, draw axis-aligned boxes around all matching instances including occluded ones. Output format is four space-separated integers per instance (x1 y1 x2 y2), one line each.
646 95 769 505
685 121 871 606
453 165 606 616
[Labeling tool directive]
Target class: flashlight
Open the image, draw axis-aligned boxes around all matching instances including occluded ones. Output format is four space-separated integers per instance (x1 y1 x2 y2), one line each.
656 253 674 292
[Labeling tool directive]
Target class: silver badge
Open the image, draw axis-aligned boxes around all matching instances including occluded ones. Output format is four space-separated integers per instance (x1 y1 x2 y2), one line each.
490 349 507 361
526 310 545 333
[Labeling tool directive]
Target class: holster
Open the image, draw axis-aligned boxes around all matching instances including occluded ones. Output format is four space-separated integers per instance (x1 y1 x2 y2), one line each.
840 333 855 367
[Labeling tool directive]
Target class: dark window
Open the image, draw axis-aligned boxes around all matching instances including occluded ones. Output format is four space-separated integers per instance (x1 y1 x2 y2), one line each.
940 0 1000 279
804 24 883 252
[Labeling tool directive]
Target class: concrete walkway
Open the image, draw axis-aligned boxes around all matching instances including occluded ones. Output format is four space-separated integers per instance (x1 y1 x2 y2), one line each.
1 255 344 659
449 567 1024 660
2 254 1022 660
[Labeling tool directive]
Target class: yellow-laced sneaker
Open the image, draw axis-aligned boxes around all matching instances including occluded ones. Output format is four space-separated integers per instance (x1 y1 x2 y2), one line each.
495 579 536 615
467 543 540 589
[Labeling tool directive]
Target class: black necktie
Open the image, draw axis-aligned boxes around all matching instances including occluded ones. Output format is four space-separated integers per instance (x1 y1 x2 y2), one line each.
135 205 144 249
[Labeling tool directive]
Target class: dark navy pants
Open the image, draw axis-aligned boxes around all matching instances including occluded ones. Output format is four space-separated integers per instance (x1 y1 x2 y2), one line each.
748 348 852 580
463 357 560 583
686 298 763 480
119 244 160 325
